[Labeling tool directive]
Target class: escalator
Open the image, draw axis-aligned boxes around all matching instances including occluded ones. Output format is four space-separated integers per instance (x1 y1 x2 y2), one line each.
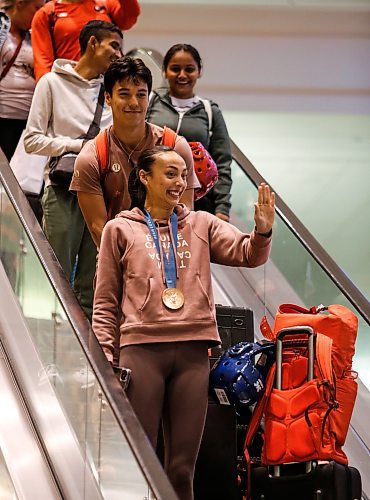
0 151 178 499
0 48 369 498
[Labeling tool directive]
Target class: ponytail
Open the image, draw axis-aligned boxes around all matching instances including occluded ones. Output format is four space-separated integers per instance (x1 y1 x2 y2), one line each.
128 168 146 210
128 145 175 210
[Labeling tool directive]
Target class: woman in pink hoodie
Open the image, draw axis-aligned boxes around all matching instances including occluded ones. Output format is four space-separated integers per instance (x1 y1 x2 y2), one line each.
92 146 275 500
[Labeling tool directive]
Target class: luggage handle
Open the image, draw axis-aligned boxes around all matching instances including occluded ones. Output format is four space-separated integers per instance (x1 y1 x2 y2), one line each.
275 326 315 390
273 326 315 478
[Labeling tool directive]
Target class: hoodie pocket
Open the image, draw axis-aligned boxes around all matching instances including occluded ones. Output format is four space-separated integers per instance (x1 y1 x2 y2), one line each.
127 274 214 325
122 275 163 325
195 274 212 311
139 277 155 313
139 277 167 323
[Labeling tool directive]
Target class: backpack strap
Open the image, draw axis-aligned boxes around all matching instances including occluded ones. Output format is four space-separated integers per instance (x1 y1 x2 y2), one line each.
316 333 334 386
199 98 213 137
306 333 338 450
162 126 177 148
95 129 119 220
47 1 56 29
95 128 109 174
0 32 24 81
243 363 276 452
260 315 274 341
45 1 57 58
147 90 156 117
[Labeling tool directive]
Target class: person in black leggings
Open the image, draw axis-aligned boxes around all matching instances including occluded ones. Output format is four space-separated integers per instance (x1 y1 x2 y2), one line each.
93 146 275 500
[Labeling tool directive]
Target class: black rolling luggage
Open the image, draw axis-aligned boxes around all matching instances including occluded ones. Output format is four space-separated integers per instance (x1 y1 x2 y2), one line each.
251 461 362 500
216 304 254 347
194 400 239 500
193 306 254 500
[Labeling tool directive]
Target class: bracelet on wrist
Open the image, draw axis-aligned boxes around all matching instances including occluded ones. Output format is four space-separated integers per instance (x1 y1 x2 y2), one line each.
256 228 272 238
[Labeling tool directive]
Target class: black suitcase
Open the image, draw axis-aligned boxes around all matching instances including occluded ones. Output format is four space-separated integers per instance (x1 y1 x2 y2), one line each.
251 461 362 500
210 305 254 364
194 400 239 500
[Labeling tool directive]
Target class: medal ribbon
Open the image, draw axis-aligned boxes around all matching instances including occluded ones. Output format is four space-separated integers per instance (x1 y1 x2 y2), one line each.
144 210 178 288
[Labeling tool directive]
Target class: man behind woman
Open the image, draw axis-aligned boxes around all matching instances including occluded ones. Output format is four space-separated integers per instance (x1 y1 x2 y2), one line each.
71 56 198 248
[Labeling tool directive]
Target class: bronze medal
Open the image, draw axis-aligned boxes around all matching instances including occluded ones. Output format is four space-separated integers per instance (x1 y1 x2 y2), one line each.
162 288 185 310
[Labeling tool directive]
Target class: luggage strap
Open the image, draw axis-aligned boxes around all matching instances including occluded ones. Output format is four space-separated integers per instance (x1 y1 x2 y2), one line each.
278 303 328 315
314 333 338 446
316 333 334 386
243 363 276 499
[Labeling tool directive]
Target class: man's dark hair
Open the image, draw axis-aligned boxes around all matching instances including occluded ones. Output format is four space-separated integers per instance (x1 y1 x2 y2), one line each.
104 56 152 96
79 20 123 55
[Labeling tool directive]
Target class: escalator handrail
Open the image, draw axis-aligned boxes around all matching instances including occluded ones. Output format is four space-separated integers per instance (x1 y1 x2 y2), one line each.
0 152 178 500
231 140 370 324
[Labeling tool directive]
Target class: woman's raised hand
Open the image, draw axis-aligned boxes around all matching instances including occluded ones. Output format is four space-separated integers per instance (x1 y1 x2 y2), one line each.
254 183 275 235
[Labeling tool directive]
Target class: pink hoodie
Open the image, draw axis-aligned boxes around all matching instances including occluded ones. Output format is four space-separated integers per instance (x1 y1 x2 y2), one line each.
92 205 272 363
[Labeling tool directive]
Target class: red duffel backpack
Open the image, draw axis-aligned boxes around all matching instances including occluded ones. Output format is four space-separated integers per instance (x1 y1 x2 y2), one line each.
244 304 358 472
161 126 218 201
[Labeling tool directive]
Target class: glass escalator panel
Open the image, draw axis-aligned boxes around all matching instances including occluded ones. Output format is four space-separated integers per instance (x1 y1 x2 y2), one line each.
230 159 370 390
0 180 154 499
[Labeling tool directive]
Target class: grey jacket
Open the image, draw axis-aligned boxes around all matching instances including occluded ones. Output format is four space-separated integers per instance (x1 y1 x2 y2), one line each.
147 88 232 216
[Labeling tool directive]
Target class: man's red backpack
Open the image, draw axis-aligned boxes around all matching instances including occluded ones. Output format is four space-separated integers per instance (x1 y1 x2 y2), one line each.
244 303 358 471
94 126 218 218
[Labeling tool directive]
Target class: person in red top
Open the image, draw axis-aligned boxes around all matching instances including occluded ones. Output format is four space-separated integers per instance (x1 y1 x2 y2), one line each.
31 0 140 81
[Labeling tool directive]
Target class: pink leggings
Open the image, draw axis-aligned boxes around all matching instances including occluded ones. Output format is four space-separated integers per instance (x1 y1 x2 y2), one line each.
119 341 210 500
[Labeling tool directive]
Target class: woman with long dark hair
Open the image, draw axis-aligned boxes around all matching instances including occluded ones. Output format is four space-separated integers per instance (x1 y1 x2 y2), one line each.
92 146 275 500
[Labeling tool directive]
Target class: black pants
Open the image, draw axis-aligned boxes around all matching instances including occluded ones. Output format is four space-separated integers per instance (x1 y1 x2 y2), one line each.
120 341 210 500
0 117 43 225
194 193 215 215
0 117 27 161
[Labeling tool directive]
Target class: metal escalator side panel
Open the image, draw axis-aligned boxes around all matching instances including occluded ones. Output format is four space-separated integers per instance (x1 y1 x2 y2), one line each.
0 261 104 500
0 341 62 500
